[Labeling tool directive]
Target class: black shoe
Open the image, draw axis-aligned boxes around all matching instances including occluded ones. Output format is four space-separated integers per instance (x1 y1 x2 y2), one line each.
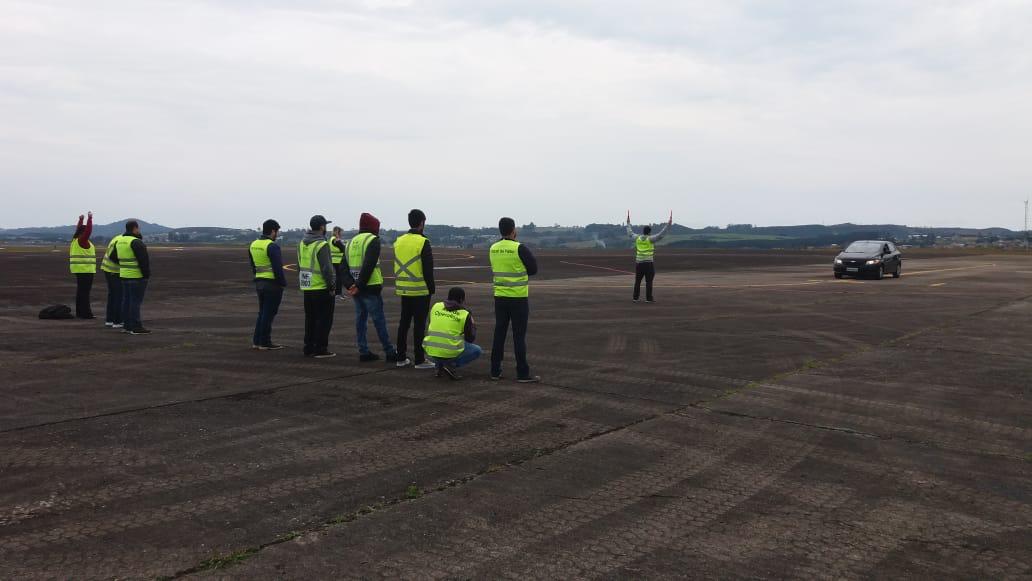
645 299 655 304
359 352 380 362
260 344 285 351
516 375 541 383
78 315 96 320
441 364 461 380
129 327 152 335
384 352 400 362
313 351 337 359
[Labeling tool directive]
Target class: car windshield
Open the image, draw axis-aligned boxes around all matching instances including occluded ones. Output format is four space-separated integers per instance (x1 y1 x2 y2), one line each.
845 242 883 253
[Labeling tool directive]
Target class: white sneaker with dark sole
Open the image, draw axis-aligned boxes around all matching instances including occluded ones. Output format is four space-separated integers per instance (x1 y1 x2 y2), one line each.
414 362 436 370
396 358 413 368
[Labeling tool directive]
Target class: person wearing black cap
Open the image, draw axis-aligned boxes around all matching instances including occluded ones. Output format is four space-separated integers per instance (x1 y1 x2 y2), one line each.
299 215 337 358
249 219 287 350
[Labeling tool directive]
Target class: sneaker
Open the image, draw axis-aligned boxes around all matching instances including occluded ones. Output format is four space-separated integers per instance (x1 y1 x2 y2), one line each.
645 299 655 304
78 315 96 320
112 323 124 329
490 374 503 381
104 321 114 328
441 364 461 380
396 357 412 368
129 327 152 335
385 352 400 363
251 344 261 350
260 344 285 351
359 352 380 362
632 299 640 303
313 351 337 359
414 362 436 370
516 375 542 383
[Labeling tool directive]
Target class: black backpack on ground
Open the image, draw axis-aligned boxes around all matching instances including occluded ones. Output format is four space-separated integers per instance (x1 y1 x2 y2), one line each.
39 304 74 320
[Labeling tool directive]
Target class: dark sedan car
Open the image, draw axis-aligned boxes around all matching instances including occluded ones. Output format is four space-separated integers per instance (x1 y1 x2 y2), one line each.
833 240 902 279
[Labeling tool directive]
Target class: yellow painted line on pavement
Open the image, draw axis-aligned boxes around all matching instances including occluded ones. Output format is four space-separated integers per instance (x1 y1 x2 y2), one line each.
930 282 947 287
283 263 297 272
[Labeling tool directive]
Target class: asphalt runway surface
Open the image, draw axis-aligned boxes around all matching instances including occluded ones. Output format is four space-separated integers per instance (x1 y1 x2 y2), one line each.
0 246 1029 579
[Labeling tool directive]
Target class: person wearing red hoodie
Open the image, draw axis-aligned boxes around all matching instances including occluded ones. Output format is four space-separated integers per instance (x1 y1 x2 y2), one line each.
341 213 399 363
69 212 96 319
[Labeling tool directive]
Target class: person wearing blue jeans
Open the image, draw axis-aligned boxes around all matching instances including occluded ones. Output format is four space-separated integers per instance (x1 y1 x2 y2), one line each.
341 212 398 362
424 287 480 380
249 219 288 350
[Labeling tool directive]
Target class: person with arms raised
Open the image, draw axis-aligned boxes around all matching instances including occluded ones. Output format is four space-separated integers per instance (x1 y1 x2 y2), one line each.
69 212 96 320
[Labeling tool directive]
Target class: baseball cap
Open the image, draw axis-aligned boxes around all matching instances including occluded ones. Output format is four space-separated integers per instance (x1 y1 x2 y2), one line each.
309 215 331 229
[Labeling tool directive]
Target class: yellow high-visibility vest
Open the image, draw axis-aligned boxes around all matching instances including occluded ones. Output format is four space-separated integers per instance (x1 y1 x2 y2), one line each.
489 239 528 298
69 240 97 274
249 239 275 280
423 302 469 359
393 233 429 296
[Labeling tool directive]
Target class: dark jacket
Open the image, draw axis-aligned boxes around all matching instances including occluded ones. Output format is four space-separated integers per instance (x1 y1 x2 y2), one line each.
300 230 335 291
248 236 287 287
110 233 150 279
444 299 476 342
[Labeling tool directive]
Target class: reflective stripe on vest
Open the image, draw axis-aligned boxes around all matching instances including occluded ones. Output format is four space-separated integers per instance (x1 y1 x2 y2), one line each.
249 239 275 280
330 240 344 265
298 240 328 291
116 236 143 279
101 235 122 274
423 302 469 359
69 240 97 274
635 236 655 262
346 232 383 286
393 233 428 296
489 239 529 298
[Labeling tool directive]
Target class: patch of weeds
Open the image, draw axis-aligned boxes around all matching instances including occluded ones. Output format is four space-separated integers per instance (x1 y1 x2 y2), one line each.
1025 452 1032 463
275 531 301 543
801 358 821 370
357 505 374 515
328 513 356 525
405 483 422 499
198 547 258 570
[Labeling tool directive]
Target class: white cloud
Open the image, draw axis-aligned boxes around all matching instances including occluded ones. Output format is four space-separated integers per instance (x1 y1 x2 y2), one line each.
1 0 1030 229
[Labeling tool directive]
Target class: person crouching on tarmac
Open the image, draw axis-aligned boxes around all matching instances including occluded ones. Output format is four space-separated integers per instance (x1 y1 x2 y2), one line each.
423 287 481 380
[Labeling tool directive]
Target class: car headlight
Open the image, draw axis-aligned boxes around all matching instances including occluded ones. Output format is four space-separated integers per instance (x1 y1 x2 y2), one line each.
866 259 881 265
834 259 843 264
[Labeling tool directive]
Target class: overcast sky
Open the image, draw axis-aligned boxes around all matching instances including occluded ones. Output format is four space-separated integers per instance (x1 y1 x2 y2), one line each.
2 0 1030 230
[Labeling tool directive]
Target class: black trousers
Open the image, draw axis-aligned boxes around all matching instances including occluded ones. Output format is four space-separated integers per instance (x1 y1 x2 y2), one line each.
396 295 431 364
303 290 335 355
74 273 94 318
634 262 656 301
491 297 531 379
333 263 345 295
104 271 123 324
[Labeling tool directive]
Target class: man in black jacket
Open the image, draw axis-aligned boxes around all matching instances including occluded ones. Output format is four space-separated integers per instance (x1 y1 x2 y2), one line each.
110 220 152 335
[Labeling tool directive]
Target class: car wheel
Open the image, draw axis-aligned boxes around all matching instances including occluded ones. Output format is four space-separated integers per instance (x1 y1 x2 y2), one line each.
892 263 902 278
834 273 843 279
875 266 884 280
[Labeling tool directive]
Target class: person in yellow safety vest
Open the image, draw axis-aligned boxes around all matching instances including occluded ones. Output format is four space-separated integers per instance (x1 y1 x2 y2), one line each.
110 220 152 335
393 209 437 370
249 219 287 351
626 210 673 303
100 226 125 329
330 226 347 297
299 215 338 358
423 287 480 380
343 212 399 363
489 217 540 383
69 212 97 319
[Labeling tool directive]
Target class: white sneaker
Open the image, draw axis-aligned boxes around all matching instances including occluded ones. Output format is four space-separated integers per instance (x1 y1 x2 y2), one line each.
104 321 114 328
414 362 436 370
112 323 124 329
396 357 412 368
